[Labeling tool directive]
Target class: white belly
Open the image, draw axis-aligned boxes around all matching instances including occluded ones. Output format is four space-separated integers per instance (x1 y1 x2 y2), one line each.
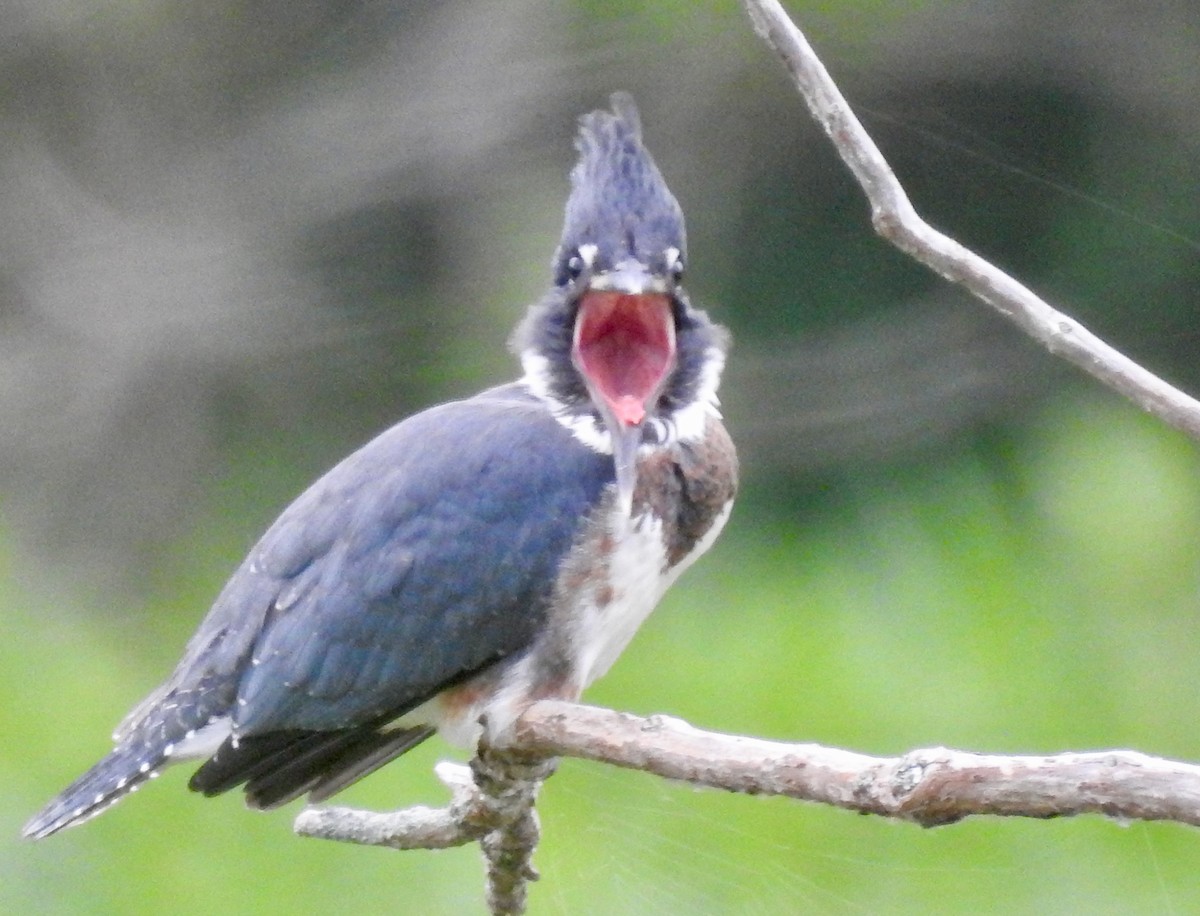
576 498 733 688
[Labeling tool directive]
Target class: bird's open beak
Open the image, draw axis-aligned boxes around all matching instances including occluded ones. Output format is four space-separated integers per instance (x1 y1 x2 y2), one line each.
571 259 677 515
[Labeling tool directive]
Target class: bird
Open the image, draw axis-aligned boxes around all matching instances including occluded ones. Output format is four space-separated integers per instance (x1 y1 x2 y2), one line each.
23 92 737 840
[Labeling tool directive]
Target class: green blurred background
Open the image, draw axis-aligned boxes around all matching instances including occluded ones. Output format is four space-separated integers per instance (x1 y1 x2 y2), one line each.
5 1 1200 912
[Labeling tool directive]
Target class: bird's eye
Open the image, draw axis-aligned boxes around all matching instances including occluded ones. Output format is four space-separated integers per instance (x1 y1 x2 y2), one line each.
669 256 684 284
558 244 596 286
663 246 684 284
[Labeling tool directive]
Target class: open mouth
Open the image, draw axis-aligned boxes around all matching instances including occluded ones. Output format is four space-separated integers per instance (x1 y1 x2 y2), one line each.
572 290 677 427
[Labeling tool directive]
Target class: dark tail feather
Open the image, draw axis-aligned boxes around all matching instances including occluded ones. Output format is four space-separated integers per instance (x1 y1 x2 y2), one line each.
187 730 321 798
243 724 434 808
22 744 167 840
307 726 434 803
189 725 435 810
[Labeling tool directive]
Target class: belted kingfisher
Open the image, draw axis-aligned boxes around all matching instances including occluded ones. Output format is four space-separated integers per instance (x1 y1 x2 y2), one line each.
24 93 737 840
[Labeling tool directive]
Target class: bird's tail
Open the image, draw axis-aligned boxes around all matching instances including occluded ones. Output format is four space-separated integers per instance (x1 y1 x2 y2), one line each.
22 742 168 840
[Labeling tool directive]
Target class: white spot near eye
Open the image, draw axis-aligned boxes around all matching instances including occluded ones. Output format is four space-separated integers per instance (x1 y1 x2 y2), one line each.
578 243 598 267
664 246 684 284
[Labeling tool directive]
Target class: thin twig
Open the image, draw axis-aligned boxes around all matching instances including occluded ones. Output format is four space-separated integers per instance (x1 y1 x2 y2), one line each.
740 0 1200 441
294 761 488 850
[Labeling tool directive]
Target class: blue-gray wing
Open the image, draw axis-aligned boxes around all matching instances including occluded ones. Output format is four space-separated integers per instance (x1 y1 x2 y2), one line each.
23 385 614 834
133 384 613 740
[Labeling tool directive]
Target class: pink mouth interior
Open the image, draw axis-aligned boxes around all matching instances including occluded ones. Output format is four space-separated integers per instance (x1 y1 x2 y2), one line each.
573 291 676 426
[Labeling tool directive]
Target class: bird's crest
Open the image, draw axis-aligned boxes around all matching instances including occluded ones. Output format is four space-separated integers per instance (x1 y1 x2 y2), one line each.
556 93 686 281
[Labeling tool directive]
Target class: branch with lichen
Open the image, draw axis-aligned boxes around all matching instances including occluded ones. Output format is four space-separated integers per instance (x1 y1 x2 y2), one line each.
296 739 554 916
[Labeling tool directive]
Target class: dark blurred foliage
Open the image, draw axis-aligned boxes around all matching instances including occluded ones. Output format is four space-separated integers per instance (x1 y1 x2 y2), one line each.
1 0 1193 588
2 0 1190 588
4 1 1200 913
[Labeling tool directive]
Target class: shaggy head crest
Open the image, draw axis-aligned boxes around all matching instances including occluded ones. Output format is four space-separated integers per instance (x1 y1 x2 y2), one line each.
554 93 686 284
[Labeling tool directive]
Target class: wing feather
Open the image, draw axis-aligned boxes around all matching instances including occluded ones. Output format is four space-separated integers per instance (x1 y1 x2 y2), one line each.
124 385 612 747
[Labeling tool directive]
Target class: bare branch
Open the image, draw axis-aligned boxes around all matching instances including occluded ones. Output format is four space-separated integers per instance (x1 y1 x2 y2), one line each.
740 0 1200 441
514 701 1200 828
294 762 488 850
296 700 1200 873
295 752 555 916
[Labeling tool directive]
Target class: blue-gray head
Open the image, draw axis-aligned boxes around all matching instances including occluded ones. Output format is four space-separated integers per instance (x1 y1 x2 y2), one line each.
553 92 687 288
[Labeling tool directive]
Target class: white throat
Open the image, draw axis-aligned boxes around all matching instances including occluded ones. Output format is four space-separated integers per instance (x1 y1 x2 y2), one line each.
518 346 725 456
